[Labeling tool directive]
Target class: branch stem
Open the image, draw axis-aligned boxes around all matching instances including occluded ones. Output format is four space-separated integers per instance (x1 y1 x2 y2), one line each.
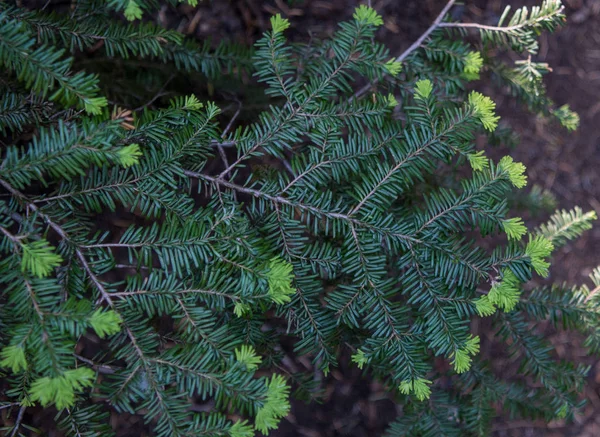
0 178 113 305
184 170 420 244
352 0 457 100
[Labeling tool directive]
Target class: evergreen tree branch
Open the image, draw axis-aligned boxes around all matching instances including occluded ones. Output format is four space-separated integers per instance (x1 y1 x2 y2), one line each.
187 170 419 245
438 6 564 33
352 0 457 100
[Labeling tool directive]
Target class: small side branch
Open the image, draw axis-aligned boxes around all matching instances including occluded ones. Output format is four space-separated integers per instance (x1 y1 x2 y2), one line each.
395 0 458 64
352 0 457 100
8 406 26 437
438 4 565 32
0 224 21 245
0 178 113 305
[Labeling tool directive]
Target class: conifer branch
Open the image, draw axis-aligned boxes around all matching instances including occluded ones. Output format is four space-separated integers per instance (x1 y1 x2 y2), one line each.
219 19 378 179
1 178 114 304
438 6 564 32
0 3 592 434
352 0 457 100
349 110 472 216
187 170 419 244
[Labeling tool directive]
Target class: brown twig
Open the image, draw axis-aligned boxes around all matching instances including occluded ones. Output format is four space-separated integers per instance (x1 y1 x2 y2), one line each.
8 406 26 437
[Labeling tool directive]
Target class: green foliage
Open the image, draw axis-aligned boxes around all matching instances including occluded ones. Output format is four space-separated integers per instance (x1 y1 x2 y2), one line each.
117 143 143 168
353 4 384 27
267 257 296 304
451 335 480 373
526 234 555 277
0 10 107 114
488 269 522 312
467 151 489 171
270 14 291 34
0 1 597 436
502 217 528 241
553 104 580 131
463 51 483 80
469 91 500 132
124 0 143 21
20 239 63 278
446 0 566 54
384 59 403 77
499 155 528 188
538 207 597 247
89 309 122 338
0 345 27 373
255 375 291 434
414 79 433 100
399 377 433 401
351 349 368 369
235 345 262 371
29 368 96 409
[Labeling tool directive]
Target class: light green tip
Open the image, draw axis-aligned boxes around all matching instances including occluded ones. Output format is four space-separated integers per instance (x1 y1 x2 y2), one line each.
270 14 290 34
384 59 402 77
414 79 433 100
467 151 489 171
89 309 122 338
502 217 528 241
83 97 108 115
0 345 28 373
235 345 262 372
118 143 143 168
387 93 398 108
230 420 254 437
124 0 143 21
553 104 580 132
463 51 484 81
488 269 521 312
556 404 569 419
351 349 368 369
474 295 496 317
499 156 527 188
234 301 251 317
525 235 554 277
254 374 291 434
183 95 204 110
451 335 480 374
399 378 432 401
20 239 63 278
29 368 95 410
353 5 384 27
468 91 500 132
267 257 296 304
